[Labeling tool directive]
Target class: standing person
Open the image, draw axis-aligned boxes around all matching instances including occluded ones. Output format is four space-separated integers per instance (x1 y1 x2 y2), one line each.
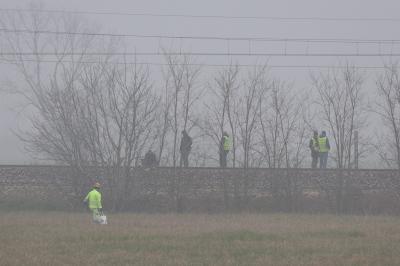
309 130 319 168
83 182 102 223
219 131 231 168
318 131 331 168
142 149 158 168
180 130 192 167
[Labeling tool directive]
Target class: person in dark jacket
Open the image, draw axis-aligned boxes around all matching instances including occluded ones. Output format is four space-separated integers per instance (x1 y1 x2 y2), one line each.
309 130 319 168
180 130 192 167
142 149 158 168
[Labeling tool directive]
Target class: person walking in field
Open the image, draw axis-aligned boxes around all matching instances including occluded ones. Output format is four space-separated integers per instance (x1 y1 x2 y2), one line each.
83 182 103 223
318 131 330 168
309 130 319 168
219 131 231 168
180 130 192 167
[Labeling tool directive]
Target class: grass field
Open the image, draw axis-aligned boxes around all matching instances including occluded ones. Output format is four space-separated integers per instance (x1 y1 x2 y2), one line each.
0 212 400 265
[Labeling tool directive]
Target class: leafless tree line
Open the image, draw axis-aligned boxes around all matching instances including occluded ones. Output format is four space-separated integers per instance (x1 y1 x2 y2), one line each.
0 8 160 209
3 7 400 208
311 65 366 169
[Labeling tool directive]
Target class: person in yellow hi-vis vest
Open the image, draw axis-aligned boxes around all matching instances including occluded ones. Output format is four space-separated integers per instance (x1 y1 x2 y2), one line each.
219 131 231 168
318 131 331 169
83 182 102 223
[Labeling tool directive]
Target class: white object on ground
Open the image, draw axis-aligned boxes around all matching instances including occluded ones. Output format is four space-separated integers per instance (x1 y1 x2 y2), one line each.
94 213 108 225
98 214 107 225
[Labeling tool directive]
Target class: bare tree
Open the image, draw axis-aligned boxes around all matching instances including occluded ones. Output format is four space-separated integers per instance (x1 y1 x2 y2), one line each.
0 7 102 198
163 52 201 167
235 65 268 168
83 60 157 202
155 75 172 165
202 64 240 166
257 80 307 168
374 62 400 169
311 64 365 169
0 7 159 210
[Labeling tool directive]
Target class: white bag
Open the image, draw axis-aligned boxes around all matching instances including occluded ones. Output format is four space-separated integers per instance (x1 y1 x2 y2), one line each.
98 214 107 225
94 212 108 224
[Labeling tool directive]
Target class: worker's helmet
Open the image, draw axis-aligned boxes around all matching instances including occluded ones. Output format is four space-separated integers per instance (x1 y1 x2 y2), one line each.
93 182 101 188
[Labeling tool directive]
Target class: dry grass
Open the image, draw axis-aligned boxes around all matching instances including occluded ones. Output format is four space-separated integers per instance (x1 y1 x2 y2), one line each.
0 212 400 265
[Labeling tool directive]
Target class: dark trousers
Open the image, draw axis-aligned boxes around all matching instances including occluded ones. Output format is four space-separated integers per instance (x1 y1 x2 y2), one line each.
180 151 189 167
319 152 328 168
311 153 319 168
219 150 229 168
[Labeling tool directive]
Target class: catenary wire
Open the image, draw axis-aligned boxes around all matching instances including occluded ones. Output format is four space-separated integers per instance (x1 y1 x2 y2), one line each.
1 52 400 57
2 8 400 22
1 28 400 44
0 58 396 70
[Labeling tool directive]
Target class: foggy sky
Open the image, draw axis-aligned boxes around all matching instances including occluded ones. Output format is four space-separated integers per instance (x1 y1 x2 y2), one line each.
0 0 399 163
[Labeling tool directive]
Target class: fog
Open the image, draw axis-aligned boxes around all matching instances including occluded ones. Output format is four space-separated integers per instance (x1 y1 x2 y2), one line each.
0 0 400 166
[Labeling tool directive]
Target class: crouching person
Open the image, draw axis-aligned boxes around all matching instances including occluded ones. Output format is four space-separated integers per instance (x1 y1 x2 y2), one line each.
83 182 103 223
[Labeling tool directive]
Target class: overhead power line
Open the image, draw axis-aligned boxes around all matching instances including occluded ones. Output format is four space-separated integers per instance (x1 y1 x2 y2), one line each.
1 28 400 44
2 52 400 57
0 58 395 70
1 8 400 22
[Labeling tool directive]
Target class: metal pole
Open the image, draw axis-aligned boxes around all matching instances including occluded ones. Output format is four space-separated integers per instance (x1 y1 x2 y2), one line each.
354 131 359 169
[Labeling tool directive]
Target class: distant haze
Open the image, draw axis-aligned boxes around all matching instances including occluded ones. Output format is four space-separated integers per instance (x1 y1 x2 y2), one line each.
0 0 399 164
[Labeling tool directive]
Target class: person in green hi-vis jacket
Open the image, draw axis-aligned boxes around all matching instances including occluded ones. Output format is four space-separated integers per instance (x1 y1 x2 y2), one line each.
219 131 231 168
318 131 331 169
83 182 102 223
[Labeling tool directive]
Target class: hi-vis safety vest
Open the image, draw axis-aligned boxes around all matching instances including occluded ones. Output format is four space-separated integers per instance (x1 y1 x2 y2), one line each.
223 136 231 151
84 189 102 209
318 137 329 153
